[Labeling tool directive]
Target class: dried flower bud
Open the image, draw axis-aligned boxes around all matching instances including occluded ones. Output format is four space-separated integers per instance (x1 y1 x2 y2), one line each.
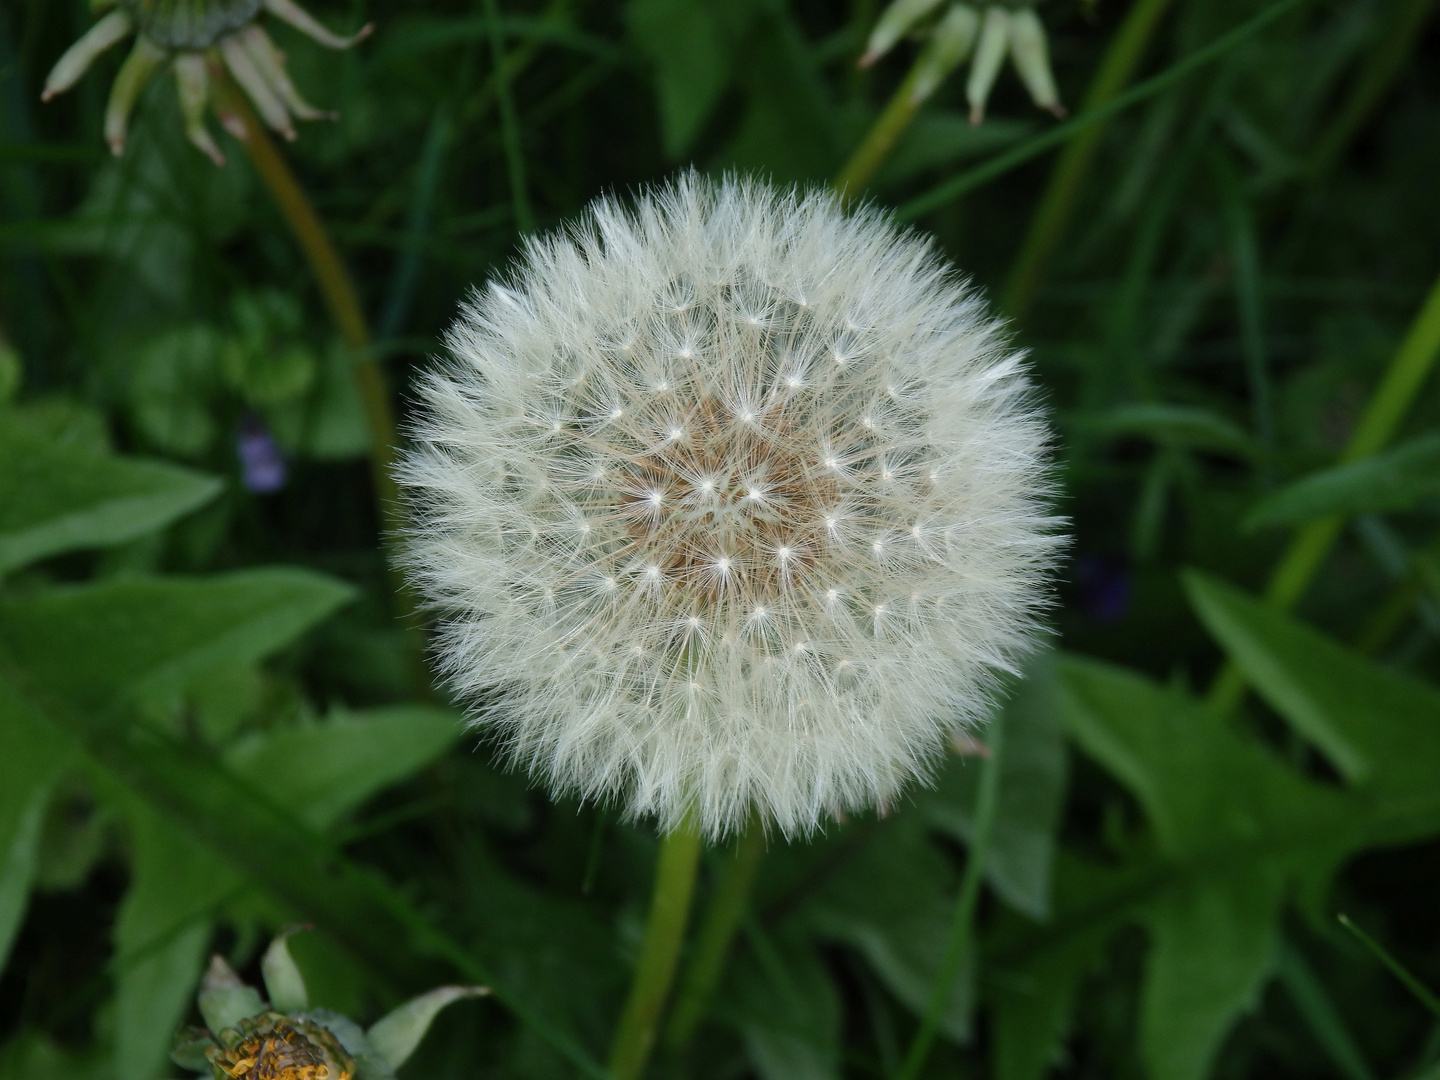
174 939 486 1080
860 1 1066 124
42 0 371 161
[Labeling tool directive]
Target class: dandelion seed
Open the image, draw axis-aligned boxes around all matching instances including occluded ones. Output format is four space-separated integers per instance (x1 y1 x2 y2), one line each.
401 174 1061 838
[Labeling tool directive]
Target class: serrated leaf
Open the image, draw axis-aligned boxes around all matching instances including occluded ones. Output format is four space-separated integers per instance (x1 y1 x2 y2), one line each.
223 706 462 832
723 933 840 1080
923 653 1067 920
1141 869 1284 1080
0 419 221 574
1043 656 1357 1080
102 706 464 1080
1184 570 1440 833
0 687 71 971
0 569 354 714
1244 434 1440 529
111 790 237 1080
804 818 972 1041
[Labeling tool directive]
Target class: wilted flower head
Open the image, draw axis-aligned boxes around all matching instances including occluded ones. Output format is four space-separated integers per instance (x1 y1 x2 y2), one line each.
42 0 371 163
861 0 1064 124
172 931 484 1080
401 174 1060 838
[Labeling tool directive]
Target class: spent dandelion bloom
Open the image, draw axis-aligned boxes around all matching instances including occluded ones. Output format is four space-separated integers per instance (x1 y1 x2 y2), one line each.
861 0 1065 124
41 0 371 163
172 930 485 1080
401 174 1062 839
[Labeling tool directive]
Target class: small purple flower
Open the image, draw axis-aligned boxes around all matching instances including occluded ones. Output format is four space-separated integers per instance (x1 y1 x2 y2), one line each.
237 414 286 493
1075 553 1130 624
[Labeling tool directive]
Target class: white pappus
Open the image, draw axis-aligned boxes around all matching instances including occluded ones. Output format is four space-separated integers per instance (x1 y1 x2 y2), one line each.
400 173 1063 839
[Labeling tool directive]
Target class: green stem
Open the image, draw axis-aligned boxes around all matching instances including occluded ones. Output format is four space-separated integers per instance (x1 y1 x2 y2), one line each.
895 711 1006 1080
834 61 925 202
1001 0 1174 318
215 74 431 697
484 0 535 234
608 818 704 1080
1338 914 1440 1021
1308 0 1437 176
1206 265 1440 713
662 822 767 1053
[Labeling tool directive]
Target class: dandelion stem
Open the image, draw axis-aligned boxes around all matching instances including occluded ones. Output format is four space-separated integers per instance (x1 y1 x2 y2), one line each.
1308 0 1436 177
834 60 926 203
662 821 767 1053
1206 265 1440 714
483 0 534 234
1001 0 1174 319
608 816 703 1080
896 708 1005 1080
213 72 430 696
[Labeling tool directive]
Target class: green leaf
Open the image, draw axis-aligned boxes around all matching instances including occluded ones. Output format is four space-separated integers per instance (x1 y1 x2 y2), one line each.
805 818 972 1041
1046 656 1355 1080
110 789 237 1080
1140 870 1284 1080
923 653 1068 920
990 854 1129 1080
0 569 354 714
1244 434 1440 529
0 419 221 575
1089 403 1260 458
1184 569 1440 823
0 689 70 971
628 0 734 157
103 706 464 1080
223 706 462 833
723 930 840 1080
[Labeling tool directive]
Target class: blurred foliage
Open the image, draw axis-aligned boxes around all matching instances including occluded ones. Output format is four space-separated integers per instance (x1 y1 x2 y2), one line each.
2 1 1440 1079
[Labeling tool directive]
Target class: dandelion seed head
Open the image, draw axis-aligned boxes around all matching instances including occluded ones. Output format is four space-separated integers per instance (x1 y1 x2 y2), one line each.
401 173 1061 838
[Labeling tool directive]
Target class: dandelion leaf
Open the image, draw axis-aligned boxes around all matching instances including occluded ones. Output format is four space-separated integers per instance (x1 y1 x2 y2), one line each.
924 652 1067 920
0 687 70 972
108 787 236 1080
990 854 1136 1080
0 416 220 575
1020 655 1359 1080
628 0 733 157
1185 570 1440 829
1243 433 1440 529
723 934 840 1080
223 706 461 833
805 817 972 1042
0 569 353 716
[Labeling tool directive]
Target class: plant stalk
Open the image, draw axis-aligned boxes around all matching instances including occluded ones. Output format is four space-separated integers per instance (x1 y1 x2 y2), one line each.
213 72 431 694
662 822 767 1053
895 710 1006 1080
1001 0 1173 318
1207 265 1440 713
835 60 925 203
608 817 704 1080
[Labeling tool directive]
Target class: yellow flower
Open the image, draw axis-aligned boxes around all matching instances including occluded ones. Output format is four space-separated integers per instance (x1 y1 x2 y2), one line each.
42 0 371 163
